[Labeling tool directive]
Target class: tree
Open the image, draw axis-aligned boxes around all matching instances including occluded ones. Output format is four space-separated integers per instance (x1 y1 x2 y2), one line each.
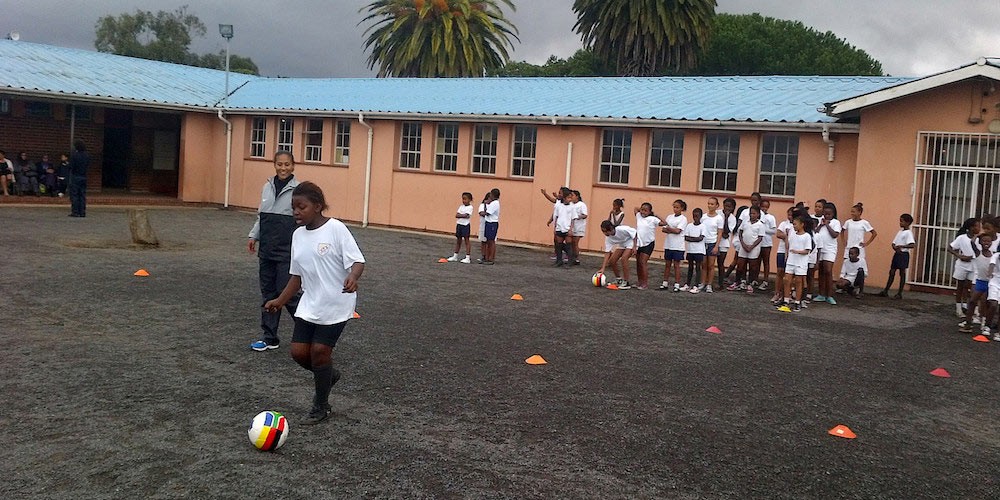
489 49 614 77
195 52 260 76
359 0 519 77
572 0 716 77
94 6 260 75
692 13 883 76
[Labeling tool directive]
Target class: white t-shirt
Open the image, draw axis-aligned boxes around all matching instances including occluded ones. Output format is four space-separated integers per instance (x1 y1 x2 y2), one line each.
760 212 777 247
604 225 637 251
552 202 575 233
950 234 976 271
786 231 813 267
456 204 473 226
663 214 688 251
684 223 708 254
892 229 915 253
974 252 992 282
572 201 588 235
290 218 366 325
739 220 765 250
718 213 738 251
815 218 842 257
840 257 867 282
843 219 875 258
634 213 661 247
776 220 794 254
485 200 500 223
702 212 723 245
990 253 1000 287
477 203 487 235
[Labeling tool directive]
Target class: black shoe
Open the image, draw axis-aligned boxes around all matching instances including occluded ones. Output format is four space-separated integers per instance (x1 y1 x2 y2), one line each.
892 293 903 300
301 405 332 425
553 260 564 267
876 290 888 297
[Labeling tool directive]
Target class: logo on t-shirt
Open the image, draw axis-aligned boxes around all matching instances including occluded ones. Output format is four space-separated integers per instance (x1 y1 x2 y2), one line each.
317 243 331 255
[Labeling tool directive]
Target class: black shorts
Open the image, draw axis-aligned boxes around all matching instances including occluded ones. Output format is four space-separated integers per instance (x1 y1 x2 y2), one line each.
292 318 347 347
484 222 499 241
456 224 470 238
687 253 705 263
776 252 787 270
555 230 569 238
891 252 910 270
637 242 654 256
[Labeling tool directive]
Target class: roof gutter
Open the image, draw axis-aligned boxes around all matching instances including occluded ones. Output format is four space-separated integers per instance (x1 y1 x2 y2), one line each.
217 108 232 208
215 109 860 133
0 87 216 113
357 113 374 228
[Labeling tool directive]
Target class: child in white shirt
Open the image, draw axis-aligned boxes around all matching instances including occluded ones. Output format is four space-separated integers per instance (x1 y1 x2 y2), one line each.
548 187 575 267
569 190 588 265
961 233 993 333
781 214 814 312
879 213 916 299
772 207 795 305
949 217 980 317
986 248 1000 339
479 188 501 265
835 247 868 297
683 208 708 293
841 202 877 269
700 197 725 293
814 202 842 305
757 199 778 291
447 192 474 263
633 202 661 290
659 199 688 292
728 206 764 293
599 220 637 289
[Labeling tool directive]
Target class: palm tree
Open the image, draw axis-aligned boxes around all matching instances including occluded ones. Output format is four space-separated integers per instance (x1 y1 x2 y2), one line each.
360 0 519 77
573 0 716 76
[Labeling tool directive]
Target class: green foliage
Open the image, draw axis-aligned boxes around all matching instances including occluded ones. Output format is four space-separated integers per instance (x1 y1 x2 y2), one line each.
692 13 883 76
489 49 614 77
94 5 259 75
360 0 519 77
573 0 717 76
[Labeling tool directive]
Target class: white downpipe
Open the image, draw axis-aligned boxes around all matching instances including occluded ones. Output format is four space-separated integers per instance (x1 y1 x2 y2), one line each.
358 113 374 227
565 142 573 186
217 108 232 208
822 124 835 162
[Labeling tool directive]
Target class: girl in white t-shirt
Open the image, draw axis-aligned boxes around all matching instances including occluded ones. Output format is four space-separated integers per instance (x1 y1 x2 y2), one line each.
265 181 366 425
841 203 877 270
477 191 492 261
633 202 661 290
728 206 764 293
683 208 708 293
569 190 588 265
758 199 777 291
961 233 993 333
715 198 738 290
700 197 725 293
599 220 637 289
609 198 626 227
772 207 795 305
813 202 842 304
447 192 474 263
878 213 916 299
806 199 827 301
949 217 981 318
781 213 814 311
659 199 688 292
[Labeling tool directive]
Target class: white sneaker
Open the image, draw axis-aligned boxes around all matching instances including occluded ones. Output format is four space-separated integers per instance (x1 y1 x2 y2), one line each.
446 254 459 262
673 283 681 292
689 286 700 294
757 281 768 291
993 332 1000 342
705 285 714 293
680 284 690 292
460 256 471 264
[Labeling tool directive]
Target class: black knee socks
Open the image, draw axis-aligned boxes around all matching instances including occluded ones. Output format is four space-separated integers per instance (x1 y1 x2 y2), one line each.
312 364 341 409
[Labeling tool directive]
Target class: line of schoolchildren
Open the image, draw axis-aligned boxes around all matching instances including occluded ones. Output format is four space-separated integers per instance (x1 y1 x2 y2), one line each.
950 215 1000 339
444 188 502 265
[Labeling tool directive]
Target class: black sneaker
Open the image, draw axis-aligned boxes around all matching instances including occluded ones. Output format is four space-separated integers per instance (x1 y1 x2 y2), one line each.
301 404 332 425
792 302 802 312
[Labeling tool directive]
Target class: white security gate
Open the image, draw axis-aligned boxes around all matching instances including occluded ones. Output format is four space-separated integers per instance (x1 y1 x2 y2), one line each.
911 132 1000 288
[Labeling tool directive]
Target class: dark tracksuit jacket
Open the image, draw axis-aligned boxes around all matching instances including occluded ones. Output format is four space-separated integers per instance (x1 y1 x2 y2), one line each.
248 176 299 261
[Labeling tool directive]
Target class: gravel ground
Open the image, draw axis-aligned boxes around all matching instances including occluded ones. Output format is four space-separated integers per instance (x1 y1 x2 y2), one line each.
2 206 999 499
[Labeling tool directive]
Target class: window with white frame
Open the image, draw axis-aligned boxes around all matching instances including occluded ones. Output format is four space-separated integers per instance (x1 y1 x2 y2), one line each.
305 119 323 162
435 123 459 172
599 128 632 184
334 120 350 164
648 130 684 188
277 118 294 153
511 125 537 177
250 117 267 158
472 124 498 175
759 134 798 197
701 132 740 192
399 122 422 169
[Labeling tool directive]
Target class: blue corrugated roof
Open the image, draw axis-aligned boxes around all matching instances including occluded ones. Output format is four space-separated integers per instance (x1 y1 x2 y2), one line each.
0 40 253 108
0 39 913 123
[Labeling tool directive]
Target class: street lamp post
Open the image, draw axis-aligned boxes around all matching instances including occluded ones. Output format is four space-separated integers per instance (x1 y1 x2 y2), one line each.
218 24 234 107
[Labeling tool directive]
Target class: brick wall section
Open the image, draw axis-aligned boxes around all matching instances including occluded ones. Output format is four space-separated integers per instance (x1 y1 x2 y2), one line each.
0 99 104 191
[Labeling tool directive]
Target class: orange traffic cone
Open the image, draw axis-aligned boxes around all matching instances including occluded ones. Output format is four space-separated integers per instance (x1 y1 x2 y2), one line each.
929 367 951 378
525 355 547 365
134 269 150 277
973 335 990 342
705 325 722 334
352 311 361 319
828 424 857 439
437 258 448 263
510 294 524 301
606 284 619 290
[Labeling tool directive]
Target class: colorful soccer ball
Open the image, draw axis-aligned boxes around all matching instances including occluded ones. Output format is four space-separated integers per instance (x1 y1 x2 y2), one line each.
248 411 288 451
592 272 607 287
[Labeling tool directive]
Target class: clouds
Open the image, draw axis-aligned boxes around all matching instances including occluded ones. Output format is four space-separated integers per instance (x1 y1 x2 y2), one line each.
4 0 1000 78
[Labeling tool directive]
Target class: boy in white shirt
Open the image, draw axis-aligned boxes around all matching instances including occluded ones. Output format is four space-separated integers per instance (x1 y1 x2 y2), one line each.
569 190 588 265
728 206 764 293
479 188 501 265
835 247 867 298
447 192 474 263
683 208 708 293
986 247 1000 340
961 233 994 333
878 213 915 299
547 187 575 267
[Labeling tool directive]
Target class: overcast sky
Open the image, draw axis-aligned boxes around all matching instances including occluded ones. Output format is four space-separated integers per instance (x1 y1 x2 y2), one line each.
6 0 1000 78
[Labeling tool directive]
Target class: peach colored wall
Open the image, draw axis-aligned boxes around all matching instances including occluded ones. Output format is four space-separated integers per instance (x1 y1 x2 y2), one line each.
853 81 1000 288
204 116 861 271
178 113 226 202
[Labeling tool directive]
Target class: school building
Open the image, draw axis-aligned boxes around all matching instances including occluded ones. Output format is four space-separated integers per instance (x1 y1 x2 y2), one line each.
2 40 999 291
